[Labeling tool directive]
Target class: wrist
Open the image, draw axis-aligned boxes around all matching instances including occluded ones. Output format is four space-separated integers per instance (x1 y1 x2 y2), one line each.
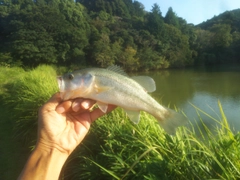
37 139 71 156
35 142 69 163
18 141 69 180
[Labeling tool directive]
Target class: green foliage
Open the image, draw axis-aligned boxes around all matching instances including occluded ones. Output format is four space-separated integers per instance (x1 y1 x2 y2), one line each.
210 24 232 49
137 48 169 71
63 104 240 179
117 46 139 71
0 66 240 179
146 3 164 38
1 0 89 66
0 65 24 94
162 24 193 67
0 66 28 180
2 65 58 145
131 1 145 18
0 0 240 70
197 9 240 63
0 65 58 180
164 7 179 28
78 0 131 18
92 33 115 67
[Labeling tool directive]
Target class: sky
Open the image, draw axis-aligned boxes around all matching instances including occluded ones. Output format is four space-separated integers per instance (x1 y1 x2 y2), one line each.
138 0 240 25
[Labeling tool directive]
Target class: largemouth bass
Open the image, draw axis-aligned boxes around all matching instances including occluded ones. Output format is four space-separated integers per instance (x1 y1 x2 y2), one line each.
57 66 186 134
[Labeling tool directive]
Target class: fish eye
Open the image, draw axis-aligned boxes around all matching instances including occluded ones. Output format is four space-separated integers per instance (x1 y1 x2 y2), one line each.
68 73 74 80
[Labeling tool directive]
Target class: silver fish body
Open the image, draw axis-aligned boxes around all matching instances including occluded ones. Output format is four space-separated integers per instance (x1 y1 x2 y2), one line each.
57 66 186 134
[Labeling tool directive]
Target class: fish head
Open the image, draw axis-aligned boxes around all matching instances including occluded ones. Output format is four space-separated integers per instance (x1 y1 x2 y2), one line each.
57 71 94 100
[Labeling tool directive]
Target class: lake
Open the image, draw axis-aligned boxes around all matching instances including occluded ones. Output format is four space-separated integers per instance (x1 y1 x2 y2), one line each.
137 64 240 134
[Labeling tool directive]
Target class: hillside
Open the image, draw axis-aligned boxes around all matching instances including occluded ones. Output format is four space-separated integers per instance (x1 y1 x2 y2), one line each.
0 0 240 70
195 8 240 64
198 9 240 31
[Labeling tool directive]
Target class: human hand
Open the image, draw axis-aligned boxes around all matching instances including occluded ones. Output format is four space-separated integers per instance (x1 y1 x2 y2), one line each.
37 93 116 155
18 93 116 180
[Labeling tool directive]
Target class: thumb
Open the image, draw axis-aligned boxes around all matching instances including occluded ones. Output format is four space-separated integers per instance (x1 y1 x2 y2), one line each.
41 93 62 112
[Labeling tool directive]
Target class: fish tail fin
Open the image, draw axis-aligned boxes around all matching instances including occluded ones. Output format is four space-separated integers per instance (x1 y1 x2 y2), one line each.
155 108 187 135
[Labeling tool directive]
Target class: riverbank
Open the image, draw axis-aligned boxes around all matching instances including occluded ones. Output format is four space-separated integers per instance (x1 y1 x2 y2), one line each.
0 65 239 179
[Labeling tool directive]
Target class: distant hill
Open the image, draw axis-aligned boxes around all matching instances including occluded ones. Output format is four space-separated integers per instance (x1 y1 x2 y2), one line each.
0 0 240 69
194 9 240 65
197 9 240 31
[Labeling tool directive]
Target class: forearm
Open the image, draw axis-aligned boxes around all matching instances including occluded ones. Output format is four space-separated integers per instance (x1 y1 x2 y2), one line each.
18 144 69 180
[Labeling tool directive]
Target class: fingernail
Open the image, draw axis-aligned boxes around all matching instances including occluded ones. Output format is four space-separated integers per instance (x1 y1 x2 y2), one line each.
81 101 90 109
56 106 65 114
72 102 80 112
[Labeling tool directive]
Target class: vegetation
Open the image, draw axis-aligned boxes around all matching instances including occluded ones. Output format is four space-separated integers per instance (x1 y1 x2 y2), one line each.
0 65 239 179
0 1 240 70
0 65 58 179
1 0 240 179
196 9 240 65
66 106 240 179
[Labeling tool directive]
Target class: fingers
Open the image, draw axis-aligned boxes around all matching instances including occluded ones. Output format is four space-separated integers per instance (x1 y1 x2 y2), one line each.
41 93 62 112
56 98 96 114
72 99 95 112
53 94 117 122
56 101 72 113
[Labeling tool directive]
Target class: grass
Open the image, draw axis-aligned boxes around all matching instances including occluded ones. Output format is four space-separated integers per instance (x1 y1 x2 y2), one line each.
0 65 58 179
0 66 26 179
0 65 239 179
63 108 240 180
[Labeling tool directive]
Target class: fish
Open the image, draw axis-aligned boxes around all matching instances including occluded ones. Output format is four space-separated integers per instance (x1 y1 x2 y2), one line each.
57 65 187 134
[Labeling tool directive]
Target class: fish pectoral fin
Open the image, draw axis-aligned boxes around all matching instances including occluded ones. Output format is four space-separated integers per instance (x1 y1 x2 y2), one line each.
94 84 112 94
97 101 108 113
124 109 140 124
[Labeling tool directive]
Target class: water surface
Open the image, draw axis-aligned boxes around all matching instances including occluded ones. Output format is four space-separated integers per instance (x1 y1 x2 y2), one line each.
138 64 240 133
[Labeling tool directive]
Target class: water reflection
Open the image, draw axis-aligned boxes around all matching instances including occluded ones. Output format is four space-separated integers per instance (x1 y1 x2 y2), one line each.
138 64 240 133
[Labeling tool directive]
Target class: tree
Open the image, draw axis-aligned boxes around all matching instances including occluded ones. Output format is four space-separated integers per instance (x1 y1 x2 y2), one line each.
164 7 179 28
162 24 192 67
131 1 145 17
210 24 232 49
146 3 164 38
117 46 139 71
1 0 90 66
138 47 168 70
0 0 11 55
231 31 240 62
92 33 115 67
0 0 239 70
78 0 130 18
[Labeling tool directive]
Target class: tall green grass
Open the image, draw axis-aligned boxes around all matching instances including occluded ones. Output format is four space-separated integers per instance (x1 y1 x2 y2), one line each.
0 66 24 94
0 65 58 179
0 65 239 180
63 107 240 180
0 66 26 179
3 65 58 144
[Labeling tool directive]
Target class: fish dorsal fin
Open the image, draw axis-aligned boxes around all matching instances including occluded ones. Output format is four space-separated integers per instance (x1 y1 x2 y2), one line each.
131 76 156 93
107 65 128 76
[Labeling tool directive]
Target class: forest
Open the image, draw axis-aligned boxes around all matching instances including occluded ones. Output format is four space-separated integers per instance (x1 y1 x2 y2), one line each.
0 0 240 71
